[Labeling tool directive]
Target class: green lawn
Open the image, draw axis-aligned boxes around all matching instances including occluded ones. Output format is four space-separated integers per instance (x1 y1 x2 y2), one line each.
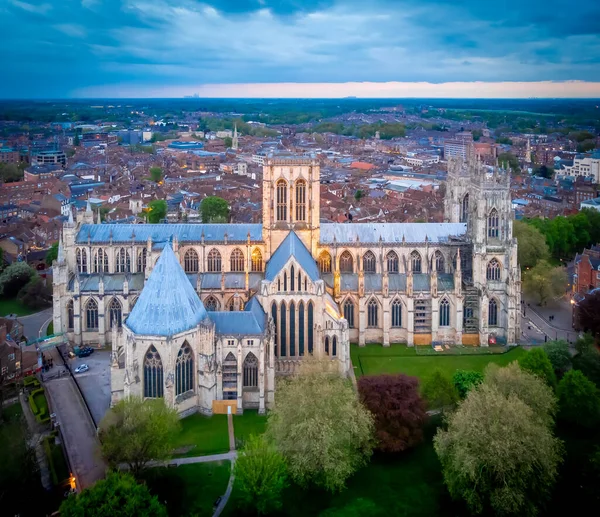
233 410 268 446
143 461 231 517
352 344 526 379
0 298 35 317
173 414 229 457
32 390 49 419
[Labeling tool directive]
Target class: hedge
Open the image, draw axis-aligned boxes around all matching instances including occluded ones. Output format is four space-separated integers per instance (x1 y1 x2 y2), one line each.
29 388 50 423
43 437 59 485
23 376 40 387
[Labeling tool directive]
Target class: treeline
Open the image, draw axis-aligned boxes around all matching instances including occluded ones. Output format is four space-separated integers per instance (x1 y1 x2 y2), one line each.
0 162 25 183
524 208 600 260
197 117 279 137
311 121 406 139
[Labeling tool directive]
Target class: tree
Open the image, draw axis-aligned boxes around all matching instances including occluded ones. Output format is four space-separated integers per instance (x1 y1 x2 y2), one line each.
434 384 563 516
233 434 288 515
17 276 52 310
145 200 167 224
518 348 557 388
420 369 459 412
543 340 572 377
60 471 167 517
0 163 24 183
577 290 600 342
497 151 520 173
0 262 36 298
484 362 557 427
99 397 180 476
46 241 59 265
573 334 600 388
358 374 427 453
452 370 483 399
200 196 230 223
266 361 374 492
354 190 364 201
224 136 233 148
149 166 162 183
534 165 554 179
523 260 567 306
319 498 383 517
513 220 549 269
557 370 600 429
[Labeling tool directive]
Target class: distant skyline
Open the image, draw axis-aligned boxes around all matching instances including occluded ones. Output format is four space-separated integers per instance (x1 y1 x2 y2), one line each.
2 0 600 98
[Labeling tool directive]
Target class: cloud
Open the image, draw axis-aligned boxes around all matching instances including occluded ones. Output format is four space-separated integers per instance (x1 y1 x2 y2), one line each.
1 0 599 98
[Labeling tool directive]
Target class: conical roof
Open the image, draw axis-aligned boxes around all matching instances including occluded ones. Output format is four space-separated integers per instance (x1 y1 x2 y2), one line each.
126 243 207 337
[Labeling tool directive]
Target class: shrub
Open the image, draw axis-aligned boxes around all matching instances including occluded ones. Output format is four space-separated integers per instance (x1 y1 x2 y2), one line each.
557 370 600 428
518 347 557 388
452 370 483 399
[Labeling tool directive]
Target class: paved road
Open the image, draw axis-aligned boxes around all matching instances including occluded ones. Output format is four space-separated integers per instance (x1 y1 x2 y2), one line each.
15 308 53 341
45 375 106 490
69 351 111 426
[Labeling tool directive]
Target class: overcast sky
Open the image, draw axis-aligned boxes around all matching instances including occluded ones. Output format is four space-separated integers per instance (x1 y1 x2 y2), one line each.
2 0 600 98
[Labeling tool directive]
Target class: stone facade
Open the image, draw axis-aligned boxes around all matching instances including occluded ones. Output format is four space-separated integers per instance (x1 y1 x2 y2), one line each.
52 152 520 415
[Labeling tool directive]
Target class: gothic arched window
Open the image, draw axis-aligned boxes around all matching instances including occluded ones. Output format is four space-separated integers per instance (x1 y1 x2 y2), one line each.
339 251 353 273
439 298 450 327
367 298 378 328
85 298 98 330
343 299 355 328
391 299 402 327
332 336 337 356
487 208 499 238
299 301 305 356
280 301 287 356
276 179 288 221
184 249 199 273
251 248 263 272
290 266 295 291
487 259 501 281
289 302 295 356
363 251 376 273
411 251 422 273
115 248 130 273
461 194 469 223
489 299 498 326
144 345 164 398
137 248 147 273
387 251 399 273
271 302 278 350
230 248 244 272
318 251 332 273
223 352 237 400
67 299 74 330
207 248 222 272
176 342 194 395
434 250 445 273
243 352 258 388
76 248 87 274
295 179 306 221
308 301 314 355
325 336 330 355
108 298 122 329
204 295 219 311
94 248 108 273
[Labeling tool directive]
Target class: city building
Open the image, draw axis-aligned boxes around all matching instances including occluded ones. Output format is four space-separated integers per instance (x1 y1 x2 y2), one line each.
81 133 118 148
24 164 63 181
443 139 468 160
560 154 600 183
52 151 520 416
580 197 600 212
0 147 20 164
573 245 600 294
30 150 67 167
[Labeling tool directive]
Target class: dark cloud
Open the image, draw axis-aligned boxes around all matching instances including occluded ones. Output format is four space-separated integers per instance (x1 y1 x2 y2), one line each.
0 0 598 97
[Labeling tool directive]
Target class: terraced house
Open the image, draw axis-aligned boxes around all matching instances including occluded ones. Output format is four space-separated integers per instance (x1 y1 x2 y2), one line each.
52 151 520 415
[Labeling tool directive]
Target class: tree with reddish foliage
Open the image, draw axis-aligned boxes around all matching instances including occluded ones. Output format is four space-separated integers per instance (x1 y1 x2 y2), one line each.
358 374 428 453
577 290 600 343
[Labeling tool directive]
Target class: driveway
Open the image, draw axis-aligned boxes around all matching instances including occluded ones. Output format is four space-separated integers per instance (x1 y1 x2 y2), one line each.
69 350 111 426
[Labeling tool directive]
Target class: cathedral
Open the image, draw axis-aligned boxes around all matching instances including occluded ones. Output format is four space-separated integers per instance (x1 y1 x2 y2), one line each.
52 152 521 415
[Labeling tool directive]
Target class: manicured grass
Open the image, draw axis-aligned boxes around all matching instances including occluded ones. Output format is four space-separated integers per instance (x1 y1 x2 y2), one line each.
352 344 526 379
172 414 229 457
0 298 35 317
233 410 268 447
33 390 49 414
143 461 231 517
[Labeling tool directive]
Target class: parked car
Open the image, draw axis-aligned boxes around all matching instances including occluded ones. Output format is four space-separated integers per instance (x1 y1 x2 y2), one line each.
74 364 89 374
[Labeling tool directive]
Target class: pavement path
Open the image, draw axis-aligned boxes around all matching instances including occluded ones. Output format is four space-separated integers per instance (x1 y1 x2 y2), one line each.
15 308 53 341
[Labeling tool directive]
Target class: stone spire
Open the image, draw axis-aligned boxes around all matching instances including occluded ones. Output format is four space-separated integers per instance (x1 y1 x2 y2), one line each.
232 123 239 151
57 233 65 264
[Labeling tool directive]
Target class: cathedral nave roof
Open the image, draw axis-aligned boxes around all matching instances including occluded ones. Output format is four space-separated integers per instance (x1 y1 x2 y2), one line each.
319 222 467 244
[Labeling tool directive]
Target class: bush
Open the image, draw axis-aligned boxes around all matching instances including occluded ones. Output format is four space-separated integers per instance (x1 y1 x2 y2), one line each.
557 370 600 428
421 369 459 411
23 376 39 387
28 394 38 415
452 370 483 399
518 347 557 388
543 340 572 377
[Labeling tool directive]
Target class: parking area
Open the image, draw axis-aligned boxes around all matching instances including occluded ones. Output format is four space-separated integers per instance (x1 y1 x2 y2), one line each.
68 350 111 425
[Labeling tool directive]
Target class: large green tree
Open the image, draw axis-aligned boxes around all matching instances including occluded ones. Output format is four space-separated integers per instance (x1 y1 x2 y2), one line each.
452 370 483 399
557 370 600 429
233 434 288 515
60 472 167 517
573 334 600 387
45 241 59 265
149 166 162 183
513 220 549 269
266 361 374 492
17 276 52 310
421 369 459 411
518 347 557 388
200 196 230 223
145 200 167 224
543 340 572 378
99 397 180 476
523 260 567 306
434 384 563 516
0 262 36 298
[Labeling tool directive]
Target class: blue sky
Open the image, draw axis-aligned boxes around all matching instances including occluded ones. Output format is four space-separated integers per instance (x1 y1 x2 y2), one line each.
1 0 600 98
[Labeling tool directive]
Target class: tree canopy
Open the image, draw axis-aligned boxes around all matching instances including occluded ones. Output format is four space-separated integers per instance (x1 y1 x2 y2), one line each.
557 370 600 429
266 361 374 492
543 340 572 377
523 260 567 306
452 370 483 399
99 397 180 476
233 434 288 515
145 200 167 224
434 383 563 516
573 334 600 387
518 347 557 388
59 471 167 517
45 241 59 265
0 262 36 298
358 374 428 453
200 196 230 223
149 166 162 183
513 220 549 270
421 369 459 412
17 276 52 310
